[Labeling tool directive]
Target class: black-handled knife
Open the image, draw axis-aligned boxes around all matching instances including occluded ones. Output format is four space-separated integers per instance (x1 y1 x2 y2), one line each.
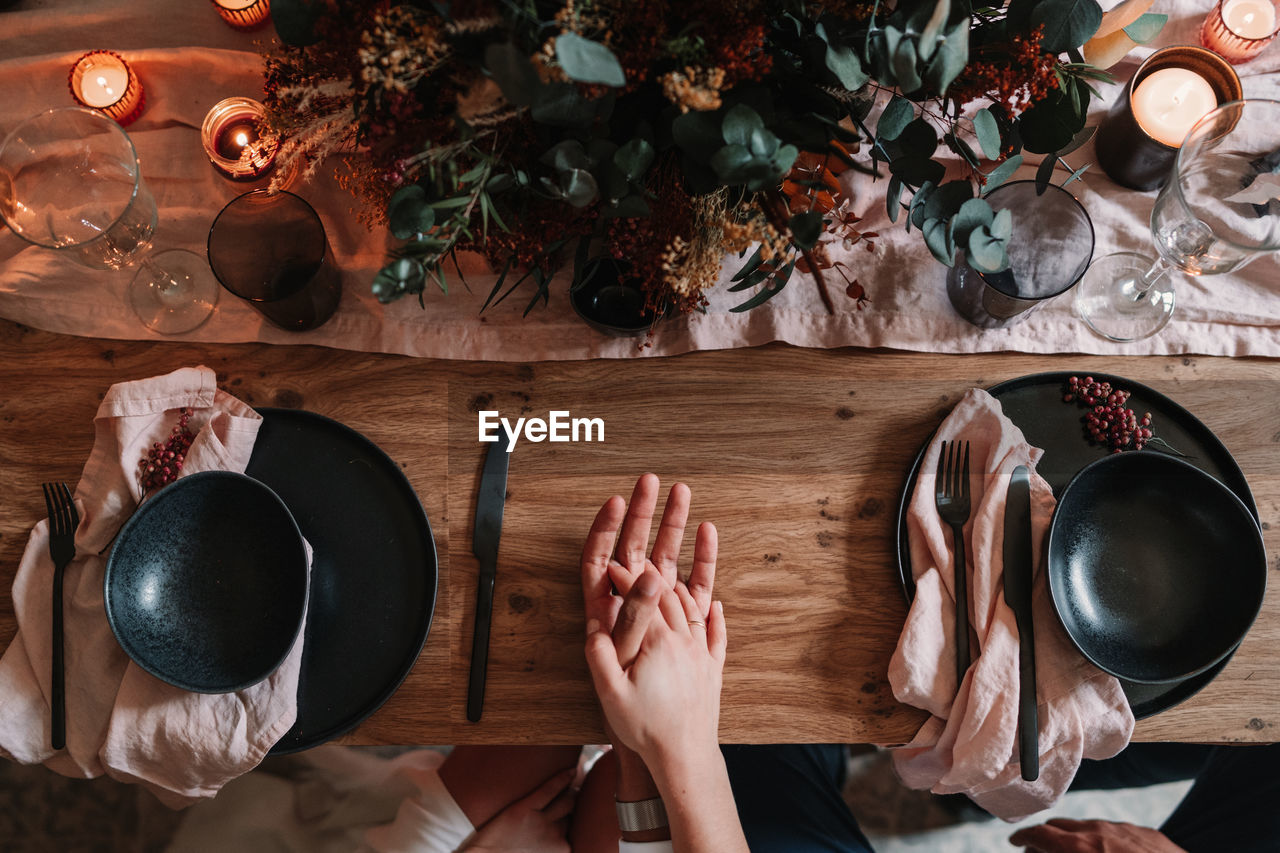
1003 465 1039 782
467 432 511 722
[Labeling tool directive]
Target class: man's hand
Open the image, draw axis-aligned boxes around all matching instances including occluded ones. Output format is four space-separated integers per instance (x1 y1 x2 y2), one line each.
1010 818 1186 853
463 768 575 853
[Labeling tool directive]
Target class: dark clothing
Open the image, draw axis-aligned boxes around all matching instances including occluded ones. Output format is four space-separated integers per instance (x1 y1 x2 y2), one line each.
722 744 873 853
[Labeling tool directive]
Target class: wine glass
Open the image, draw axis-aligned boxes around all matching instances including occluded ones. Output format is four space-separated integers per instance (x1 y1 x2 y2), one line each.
0 107 218 334
1076 99 1280 342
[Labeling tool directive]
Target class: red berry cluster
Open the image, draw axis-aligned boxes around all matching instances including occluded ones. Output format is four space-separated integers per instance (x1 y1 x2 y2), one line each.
139 408 194 492
1063 376 1153 453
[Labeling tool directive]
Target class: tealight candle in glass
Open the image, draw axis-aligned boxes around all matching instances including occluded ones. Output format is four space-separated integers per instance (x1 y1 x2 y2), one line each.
67 51 145 126
201 97 280 180
211 0 271 29
1201 0 1279 63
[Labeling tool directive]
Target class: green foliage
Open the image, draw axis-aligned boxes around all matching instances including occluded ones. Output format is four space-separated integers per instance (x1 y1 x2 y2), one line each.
1031 0 1104 55
554 33 626 87
1123 13 1168 44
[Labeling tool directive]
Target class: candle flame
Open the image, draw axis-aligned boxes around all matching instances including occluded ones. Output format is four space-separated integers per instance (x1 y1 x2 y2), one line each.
235 131 249 147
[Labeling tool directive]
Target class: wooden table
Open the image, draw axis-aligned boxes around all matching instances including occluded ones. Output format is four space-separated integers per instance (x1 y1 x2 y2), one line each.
0 319 1276 745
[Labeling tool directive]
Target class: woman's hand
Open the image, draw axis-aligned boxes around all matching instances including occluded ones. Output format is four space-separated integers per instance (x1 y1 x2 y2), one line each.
463 767 575 853
1009 819 1186 853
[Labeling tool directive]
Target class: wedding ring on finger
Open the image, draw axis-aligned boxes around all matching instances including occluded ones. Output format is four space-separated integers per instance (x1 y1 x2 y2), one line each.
687 619 706 629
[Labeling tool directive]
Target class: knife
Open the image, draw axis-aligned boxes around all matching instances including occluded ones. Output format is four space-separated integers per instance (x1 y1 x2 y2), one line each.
1003 465 1039 782
467 431 511 722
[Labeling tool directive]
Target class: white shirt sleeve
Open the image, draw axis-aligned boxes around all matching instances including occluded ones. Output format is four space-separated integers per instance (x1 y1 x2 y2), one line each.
619 841 676 853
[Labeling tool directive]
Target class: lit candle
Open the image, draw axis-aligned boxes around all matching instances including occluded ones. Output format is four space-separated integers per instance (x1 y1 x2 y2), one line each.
201 97 280 180
211 0 271 29
67 51 145 125
1223 0 1277 38
1201 0 1280 62
1131 68 1218 148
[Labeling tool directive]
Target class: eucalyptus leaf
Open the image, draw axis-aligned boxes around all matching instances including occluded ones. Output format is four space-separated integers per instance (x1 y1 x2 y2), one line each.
950 197 994 244
982 154 1024 193
1018 87 1085 154
990 208 1013 241
372 258 426 303
1061 161 1091 188
909 179 937 228
925 18 969 94
918 0 952 61
967 225 1010 272
388 186 434 240
892 38 923 93
710 144 754 180
887 176 904 222
921 179 974 222
484 43 540 107
1035 154 1059 194
750 126 781 157
541 139 592 172
878 97 914 142
560 168 599 207
923 216 955 264
897 118 939 158
722 103 764 147
672 110 724 162
613 138 655 181
973 108 1002 160
1122 12 1167 44
790 210 825 250
1032 0 1104 54
824 42 869 90
555 32 626 87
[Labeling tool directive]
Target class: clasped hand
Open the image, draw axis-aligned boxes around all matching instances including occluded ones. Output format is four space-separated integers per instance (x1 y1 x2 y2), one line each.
581 473 727 767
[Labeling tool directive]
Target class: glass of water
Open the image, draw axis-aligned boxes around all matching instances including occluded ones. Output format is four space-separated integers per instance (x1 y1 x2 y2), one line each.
0 107 218 334
1076 99 1280 342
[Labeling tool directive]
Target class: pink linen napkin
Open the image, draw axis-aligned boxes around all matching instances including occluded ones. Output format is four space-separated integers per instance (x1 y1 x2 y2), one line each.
888 388 1134 821
0 366 307 808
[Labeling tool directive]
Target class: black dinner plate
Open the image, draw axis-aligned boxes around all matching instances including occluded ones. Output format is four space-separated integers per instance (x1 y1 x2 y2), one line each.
894 371 1259 719
246 408 438 754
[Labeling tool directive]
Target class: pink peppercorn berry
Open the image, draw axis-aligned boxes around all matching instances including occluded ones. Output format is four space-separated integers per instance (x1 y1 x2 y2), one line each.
139 408 195 492
1064 376 1153 453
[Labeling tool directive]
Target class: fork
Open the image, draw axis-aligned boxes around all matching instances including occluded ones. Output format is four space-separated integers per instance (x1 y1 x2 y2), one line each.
42 482 78 751
935 441 972 689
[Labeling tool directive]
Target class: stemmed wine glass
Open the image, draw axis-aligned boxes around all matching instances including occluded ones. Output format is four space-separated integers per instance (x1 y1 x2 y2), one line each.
1076 99 1280 342
0 107 219 334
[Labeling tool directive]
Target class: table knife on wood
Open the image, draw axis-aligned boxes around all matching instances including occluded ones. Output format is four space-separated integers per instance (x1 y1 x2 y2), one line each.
1004 465 1039 782
467 432 510 722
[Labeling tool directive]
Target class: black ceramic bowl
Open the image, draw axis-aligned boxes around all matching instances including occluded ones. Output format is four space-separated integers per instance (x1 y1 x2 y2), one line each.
105 471 308 693
1047 452 1266 684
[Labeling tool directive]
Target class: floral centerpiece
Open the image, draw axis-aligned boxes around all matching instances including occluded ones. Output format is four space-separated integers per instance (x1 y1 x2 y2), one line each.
263 0 1158 316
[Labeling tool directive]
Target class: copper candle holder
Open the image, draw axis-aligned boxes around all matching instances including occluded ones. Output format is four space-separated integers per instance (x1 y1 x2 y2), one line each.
201 97 280 181
211 0 271 29
67 51 145 126
1201 0 1279 63
1094 46 1242 191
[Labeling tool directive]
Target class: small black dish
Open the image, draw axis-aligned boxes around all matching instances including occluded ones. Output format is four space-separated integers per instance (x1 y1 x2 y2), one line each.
1047 452 1266 684
570 258 663 337
105 471 308 693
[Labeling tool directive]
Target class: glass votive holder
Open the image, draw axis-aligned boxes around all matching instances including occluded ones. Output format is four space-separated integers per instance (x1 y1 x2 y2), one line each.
945 181 1095 329
1094 46 1242 191
210 0 271 29
1201 0 1279 63
67 51 145 126
201 97 280 181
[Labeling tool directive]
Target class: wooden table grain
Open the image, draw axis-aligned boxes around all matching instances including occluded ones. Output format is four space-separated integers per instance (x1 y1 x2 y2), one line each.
0 319 1275 746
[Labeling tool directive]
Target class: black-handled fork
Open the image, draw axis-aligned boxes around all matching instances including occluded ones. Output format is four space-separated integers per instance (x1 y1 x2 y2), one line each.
42 482 79 752
935 441 972 690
